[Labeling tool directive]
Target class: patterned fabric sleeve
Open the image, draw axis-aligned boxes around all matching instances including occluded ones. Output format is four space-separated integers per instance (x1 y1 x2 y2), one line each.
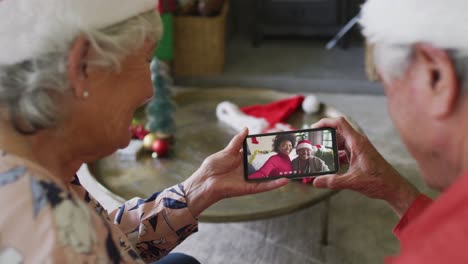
108 183 199 262
70 176 199 262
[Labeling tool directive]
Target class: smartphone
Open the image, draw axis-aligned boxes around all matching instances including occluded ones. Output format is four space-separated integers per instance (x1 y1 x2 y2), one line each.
243 127 339 182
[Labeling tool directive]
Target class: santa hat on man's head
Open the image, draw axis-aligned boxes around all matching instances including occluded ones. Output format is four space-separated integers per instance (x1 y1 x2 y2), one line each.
361 0 468 53
0 0 160 65
296 140 313 151
216 95 320 134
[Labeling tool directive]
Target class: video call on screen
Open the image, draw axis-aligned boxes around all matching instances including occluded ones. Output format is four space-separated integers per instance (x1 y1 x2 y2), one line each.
246 129 336 180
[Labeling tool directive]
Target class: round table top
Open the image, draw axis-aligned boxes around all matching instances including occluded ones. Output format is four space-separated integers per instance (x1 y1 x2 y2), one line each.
89 88 353 222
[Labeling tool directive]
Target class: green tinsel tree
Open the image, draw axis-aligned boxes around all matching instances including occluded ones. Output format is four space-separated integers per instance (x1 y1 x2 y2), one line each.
145 58 176 135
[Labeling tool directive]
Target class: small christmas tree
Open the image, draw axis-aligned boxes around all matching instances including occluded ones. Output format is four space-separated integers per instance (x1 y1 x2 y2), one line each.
146 58 176 136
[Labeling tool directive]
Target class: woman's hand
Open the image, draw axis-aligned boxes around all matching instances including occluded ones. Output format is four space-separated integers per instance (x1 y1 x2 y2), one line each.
183 128 289 218
311 117 420 217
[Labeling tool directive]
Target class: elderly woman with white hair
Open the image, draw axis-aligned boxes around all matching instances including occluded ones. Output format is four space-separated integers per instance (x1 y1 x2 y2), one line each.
0 1 288 263
313 0 468 262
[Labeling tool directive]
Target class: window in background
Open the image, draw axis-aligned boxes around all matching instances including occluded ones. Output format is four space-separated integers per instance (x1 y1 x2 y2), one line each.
323 130 333 148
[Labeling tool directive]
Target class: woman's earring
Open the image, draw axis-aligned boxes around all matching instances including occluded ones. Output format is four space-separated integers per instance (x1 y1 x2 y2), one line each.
83 91 90 99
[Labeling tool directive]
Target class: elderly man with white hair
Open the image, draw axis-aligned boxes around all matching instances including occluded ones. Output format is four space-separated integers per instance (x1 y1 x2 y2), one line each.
291 139 329 174
313 0 468 262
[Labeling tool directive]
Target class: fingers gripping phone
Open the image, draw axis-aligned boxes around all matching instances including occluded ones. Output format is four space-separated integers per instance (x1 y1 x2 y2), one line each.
243 128 339 182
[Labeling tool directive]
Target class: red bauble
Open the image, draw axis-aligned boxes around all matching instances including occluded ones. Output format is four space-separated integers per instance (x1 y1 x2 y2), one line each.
152 139 170 157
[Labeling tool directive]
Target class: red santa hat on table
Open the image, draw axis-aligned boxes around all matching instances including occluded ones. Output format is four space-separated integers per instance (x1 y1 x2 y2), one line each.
296 140 314 151
360 0 468 53
0 0 159 65
216 94 320 134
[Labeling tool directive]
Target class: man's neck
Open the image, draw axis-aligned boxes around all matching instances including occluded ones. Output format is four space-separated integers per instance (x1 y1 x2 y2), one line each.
435 102 468 191
458 121 468 181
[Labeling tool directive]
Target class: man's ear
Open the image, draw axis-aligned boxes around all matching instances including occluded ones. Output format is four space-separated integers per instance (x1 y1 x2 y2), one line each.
414 43 460 118
67 35 90 98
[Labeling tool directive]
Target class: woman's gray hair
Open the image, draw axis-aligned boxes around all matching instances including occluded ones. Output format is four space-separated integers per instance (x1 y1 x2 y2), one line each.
373 43 468 91
0 11 162 134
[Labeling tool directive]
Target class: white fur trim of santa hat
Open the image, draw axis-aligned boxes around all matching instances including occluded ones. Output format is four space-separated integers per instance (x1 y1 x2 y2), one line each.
0 0 158 65
216 101 269 134
296 140 313 151
360 0 468 52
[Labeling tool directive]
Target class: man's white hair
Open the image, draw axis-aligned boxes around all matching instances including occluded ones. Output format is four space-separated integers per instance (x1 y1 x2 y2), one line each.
360 0 468 85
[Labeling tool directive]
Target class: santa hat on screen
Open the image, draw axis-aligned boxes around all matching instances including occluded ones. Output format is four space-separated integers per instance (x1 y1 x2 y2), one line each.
0 0 160 65
296 140 314 150
216 94 320 135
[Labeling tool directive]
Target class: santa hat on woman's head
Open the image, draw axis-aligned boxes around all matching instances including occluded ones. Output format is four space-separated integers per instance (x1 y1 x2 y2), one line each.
0 0 159 65
296 140 313 150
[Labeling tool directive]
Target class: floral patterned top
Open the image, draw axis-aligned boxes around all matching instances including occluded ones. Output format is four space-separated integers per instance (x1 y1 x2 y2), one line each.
0 151 198 263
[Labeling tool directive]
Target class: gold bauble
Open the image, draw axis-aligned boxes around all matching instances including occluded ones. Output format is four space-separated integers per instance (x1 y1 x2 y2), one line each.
142 133 157 150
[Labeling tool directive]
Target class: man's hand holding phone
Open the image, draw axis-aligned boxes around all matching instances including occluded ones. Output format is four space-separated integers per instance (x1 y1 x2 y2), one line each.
310 117 420 217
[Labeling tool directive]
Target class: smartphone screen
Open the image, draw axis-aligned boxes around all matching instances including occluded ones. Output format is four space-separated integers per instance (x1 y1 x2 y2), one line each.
243 127 339 181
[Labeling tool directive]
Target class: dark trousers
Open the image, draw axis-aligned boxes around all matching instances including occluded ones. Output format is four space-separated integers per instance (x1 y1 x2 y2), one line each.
154 253 200 264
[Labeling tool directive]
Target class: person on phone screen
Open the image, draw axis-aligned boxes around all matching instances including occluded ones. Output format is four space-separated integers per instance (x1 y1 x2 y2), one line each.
311 0 468 263
291 140 329 174
248 134 296 179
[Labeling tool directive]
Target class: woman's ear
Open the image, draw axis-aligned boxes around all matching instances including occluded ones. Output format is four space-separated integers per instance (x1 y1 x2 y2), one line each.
67 35 91 99
414 43 460 119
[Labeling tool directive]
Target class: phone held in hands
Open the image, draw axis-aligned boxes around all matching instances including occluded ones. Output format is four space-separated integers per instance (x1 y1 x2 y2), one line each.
243 127 339 182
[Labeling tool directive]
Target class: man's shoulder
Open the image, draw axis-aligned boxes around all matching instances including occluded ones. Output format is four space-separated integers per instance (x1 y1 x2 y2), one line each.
426 172 468 218
405 172 468 229
395 173 468 262
309 156 323 164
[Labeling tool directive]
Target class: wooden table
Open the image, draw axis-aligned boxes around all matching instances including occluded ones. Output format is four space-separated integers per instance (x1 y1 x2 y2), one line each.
88 88 356 243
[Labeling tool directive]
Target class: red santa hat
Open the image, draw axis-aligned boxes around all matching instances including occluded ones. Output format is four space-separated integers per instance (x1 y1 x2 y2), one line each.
296 140 313 150
241 95 305 127
0 0 159 65
216 94 320 134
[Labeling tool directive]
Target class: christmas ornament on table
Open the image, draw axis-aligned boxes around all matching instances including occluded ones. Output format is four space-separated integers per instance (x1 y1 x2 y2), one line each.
151 139 170 158
130 120 150 140
142 133 158 150
144 58 176 158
